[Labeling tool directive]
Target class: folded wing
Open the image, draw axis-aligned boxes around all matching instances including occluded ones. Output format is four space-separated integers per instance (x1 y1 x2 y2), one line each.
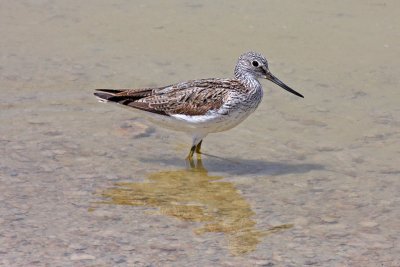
94 78 244 116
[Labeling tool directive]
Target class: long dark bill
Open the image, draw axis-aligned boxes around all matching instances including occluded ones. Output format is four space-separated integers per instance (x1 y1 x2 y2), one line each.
266 73 304 98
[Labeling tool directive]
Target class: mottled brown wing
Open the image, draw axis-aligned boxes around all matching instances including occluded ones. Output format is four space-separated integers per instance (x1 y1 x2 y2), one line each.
95 79 244 116
94 87 157 102
130 87 230 116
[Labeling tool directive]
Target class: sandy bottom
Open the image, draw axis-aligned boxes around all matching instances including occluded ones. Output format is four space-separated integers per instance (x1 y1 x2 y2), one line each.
1 1 399 266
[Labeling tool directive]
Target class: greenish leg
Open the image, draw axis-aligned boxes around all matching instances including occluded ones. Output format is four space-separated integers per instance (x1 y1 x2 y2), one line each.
195 140 203 154
186 145 196 161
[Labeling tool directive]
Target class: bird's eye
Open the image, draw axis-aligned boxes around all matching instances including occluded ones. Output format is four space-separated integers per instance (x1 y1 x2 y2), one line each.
252 60 259 67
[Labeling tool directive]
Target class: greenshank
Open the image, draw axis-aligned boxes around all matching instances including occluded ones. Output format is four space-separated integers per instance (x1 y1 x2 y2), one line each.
94 51 303 160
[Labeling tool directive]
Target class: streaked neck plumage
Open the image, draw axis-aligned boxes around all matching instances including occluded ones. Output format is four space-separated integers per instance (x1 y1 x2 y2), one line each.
234 66 262 92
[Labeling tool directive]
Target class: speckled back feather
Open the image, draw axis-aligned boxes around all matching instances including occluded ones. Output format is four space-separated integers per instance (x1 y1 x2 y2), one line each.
94 78 247 116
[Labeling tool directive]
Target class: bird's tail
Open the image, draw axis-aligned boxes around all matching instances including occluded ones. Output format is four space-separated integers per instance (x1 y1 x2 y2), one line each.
94 89 126 103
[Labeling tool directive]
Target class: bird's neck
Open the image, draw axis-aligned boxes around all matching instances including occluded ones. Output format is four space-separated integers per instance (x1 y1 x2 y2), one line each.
234 70 261 91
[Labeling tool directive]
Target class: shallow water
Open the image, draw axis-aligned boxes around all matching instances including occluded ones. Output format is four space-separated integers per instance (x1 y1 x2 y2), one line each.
1 1 400 266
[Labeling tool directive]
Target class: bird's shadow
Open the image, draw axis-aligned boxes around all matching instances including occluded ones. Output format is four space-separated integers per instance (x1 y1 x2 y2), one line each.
141 154 324 176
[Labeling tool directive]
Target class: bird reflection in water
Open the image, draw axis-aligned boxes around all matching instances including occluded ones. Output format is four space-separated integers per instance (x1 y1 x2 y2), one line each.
99 158 293 255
